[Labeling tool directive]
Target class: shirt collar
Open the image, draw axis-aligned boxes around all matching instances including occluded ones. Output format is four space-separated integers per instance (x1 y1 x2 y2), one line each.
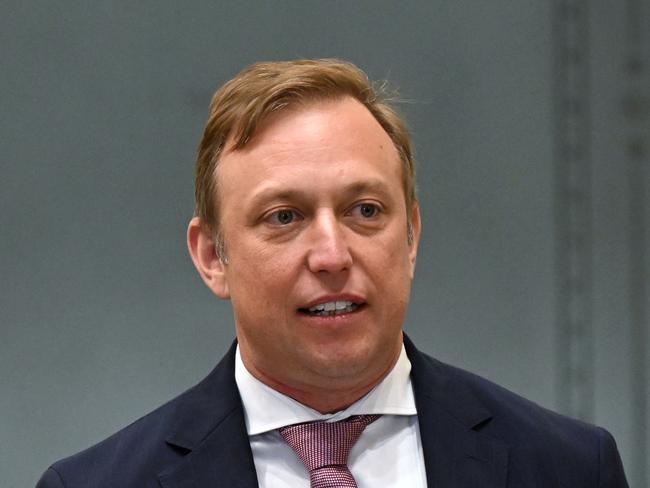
235 342 417 436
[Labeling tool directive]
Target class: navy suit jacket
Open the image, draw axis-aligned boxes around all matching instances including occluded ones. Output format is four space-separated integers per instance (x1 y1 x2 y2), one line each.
37 335 629 487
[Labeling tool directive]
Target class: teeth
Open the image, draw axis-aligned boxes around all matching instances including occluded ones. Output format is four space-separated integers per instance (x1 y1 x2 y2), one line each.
307 300 359 316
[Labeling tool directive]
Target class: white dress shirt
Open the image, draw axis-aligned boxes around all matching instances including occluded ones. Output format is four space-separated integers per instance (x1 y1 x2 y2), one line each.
234 344 427 487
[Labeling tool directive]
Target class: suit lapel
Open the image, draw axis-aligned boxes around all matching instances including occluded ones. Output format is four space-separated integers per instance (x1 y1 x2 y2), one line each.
404 335 509 487
158 408 258 488
157 341 259 488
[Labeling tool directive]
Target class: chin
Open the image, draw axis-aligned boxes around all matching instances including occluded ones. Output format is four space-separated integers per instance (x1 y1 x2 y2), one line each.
301 338 390 381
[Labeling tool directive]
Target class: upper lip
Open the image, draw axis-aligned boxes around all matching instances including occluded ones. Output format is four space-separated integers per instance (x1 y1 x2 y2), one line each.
299 294 366 310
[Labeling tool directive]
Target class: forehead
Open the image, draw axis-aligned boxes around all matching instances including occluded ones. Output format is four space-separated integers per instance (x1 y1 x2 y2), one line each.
217 97 401 188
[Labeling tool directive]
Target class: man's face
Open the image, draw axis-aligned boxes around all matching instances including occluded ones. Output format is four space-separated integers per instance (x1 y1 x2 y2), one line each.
211 97 419 402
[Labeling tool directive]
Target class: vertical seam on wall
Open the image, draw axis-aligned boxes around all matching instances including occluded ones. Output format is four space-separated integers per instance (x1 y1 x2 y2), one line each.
623 0 648 484
552 0 595 422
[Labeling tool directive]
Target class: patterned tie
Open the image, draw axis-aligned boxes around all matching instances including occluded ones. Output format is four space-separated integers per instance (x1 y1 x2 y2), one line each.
279 414 380 488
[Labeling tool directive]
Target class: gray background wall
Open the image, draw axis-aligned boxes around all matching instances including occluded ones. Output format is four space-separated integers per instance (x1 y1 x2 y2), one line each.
1 1 648 486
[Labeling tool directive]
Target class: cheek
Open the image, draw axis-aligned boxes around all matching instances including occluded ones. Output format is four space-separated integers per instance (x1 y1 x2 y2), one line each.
228 244 301 299
365 237 413 291
365 230 412 266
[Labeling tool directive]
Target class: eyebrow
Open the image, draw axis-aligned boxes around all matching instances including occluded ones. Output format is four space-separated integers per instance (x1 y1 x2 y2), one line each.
339 180 394 201
248 178 394 209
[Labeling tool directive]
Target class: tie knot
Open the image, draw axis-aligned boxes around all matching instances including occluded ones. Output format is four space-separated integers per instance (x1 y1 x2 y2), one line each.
279 415 380 472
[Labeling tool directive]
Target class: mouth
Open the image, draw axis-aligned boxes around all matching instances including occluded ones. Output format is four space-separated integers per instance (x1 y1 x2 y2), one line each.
298 300 364 317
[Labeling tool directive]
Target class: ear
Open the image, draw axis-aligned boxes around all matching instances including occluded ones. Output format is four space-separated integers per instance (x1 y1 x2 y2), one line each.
408 203 421 278
187 217 230 299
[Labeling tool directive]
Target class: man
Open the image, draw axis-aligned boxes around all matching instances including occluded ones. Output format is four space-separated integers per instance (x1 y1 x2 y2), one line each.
37 59 629 487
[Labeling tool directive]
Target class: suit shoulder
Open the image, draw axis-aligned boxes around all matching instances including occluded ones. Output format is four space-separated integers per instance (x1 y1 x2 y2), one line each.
430 355 602 442
40 351 237 487
415 352 627 485
43 386 193 487
440 363 597 435
39 343 240 487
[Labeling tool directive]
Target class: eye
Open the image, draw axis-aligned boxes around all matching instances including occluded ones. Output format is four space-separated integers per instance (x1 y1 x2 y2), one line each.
266 208 299 225
350 202 380 219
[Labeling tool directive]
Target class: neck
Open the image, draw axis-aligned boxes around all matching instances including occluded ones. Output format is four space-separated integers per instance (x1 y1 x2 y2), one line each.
256 371 391 414
241 344 402 414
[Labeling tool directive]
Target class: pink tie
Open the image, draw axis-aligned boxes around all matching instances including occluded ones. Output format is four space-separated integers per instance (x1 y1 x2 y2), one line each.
279 415 380 488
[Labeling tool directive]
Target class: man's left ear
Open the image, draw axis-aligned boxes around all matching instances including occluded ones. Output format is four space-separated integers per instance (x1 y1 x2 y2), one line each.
187 217 230 299
408 204 421 278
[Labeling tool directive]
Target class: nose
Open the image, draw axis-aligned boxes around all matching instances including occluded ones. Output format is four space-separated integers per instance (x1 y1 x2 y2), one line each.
306 211 353 274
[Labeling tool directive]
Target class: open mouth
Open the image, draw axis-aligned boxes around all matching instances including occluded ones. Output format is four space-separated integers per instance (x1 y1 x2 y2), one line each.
298 300 363 317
